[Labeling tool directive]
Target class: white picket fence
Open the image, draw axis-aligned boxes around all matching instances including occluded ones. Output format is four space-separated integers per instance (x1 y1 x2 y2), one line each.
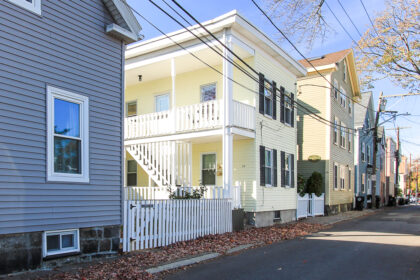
297 193 325 219
123 199 232 252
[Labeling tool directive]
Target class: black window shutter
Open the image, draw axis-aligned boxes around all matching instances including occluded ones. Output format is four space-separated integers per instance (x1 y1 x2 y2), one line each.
260 145 265 186
280 87 285 123
281 151 285 187
272 81 277 120
291 154 295 188
291 93 295 127
259 73 265 114
273 149 278 187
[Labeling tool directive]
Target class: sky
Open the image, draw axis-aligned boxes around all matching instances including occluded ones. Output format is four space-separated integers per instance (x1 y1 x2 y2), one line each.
127 0 420 159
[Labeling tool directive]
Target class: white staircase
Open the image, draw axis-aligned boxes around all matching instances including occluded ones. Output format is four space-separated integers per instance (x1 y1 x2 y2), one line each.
126 141 192 189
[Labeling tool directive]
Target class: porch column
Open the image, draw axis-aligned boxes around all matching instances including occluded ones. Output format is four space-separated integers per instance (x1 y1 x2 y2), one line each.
222 29 233 200
171 58 176 132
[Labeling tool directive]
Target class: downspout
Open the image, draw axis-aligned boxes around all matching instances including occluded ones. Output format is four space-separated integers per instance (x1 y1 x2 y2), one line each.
120 41 126 226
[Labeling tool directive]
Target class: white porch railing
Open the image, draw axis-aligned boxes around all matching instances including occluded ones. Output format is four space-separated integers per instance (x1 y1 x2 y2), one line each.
297 193 325 219
125 100 255 139
125 185 242 209
233 101 255 131
123 199 232 252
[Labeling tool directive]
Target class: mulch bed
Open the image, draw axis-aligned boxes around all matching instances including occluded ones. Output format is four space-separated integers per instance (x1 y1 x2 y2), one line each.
37 222 326 280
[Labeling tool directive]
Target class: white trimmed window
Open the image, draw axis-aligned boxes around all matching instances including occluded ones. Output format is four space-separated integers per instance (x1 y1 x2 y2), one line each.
348 129 352 152
284 96 292 126
7 0 41 15
340 165 345 190
333 163 338 190
201 153 216 186
333 80 338 100
127 160 137 186
155 93 170 112
265 149 273 186
367 144 371 164
47 86 89 183
284 153 291 187
348 100 352 114
340 87 346 108
340 123 346 149
200 83 216 102
343 60 347 82
43 229 79 257
264 81 273 117
126 101 137 117
333 117 338 145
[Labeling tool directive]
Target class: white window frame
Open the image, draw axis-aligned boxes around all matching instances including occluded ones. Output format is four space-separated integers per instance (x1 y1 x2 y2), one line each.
284 95 292 126
201 152 217 186
333 163 339 190
126 100 137 117
361 173 366 193
340 87 346 108
343 59 347 82
340 123 346 149
7 0 41 15
264 80 273 118
333 117 339 145
340 165 345 190
43 229 80 257
284 153 292 187
348 168 352 190
265 148 273 187
200 82 217 102
348 100 352 115
47 86 89 183
154 93 170 112
333 80 338 100
348 128 352 152
126 160 137 187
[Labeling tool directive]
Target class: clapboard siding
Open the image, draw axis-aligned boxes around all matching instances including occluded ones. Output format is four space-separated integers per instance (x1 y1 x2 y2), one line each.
0 0 125 234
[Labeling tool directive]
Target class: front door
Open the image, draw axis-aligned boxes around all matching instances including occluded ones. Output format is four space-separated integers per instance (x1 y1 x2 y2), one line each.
201 153 216 186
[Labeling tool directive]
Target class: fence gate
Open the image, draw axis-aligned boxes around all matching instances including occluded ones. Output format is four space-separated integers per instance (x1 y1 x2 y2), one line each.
297 193 325 219
123 199 232 252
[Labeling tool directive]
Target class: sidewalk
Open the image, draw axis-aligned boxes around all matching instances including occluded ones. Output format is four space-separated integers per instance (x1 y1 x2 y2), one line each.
4 209 382 280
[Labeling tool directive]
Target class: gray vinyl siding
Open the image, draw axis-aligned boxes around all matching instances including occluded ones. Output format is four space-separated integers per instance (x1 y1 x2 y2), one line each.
0 0 124 234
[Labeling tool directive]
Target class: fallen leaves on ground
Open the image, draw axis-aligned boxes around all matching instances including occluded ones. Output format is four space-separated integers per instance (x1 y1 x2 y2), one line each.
40 222 326 280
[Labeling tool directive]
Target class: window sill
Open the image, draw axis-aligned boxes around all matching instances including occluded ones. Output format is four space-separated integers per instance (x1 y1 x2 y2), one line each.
43 251 80 261
47 175 90 183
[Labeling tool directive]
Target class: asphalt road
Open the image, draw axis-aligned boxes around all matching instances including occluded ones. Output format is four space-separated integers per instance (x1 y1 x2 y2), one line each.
166 205 420 280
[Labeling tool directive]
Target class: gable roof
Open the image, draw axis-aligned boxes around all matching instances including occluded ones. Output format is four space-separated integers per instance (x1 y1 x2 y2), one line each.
299 49 351 68
102 0 142 43
126 10 306 77
299 49 361 98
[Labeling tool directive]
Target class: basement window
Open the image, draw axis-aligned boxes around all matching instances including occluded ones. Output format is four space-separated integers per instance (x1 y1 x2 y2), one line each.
274 210 281 220
43 229 80 257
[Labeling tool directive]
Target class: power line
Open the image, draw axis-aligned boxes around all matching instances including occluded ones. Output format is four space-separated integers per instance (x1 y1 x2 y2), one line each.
337 0 363 38
359 0 380 37
250 0 376 116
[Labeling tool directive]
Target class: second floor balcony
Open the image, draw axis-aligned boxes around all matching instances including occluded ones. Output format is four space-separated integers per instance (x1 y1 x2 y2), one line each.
124 99 255 140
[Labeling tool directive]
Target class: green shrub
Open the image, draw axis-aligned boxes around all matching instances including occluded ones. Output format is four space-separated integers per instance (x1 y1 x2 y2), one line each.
297 174 306 196
306 172 323 196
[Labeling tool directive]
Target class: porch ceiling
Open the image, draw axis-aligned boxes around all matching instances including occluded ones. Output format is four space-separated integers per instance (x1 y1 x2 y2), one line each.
125 44 251 87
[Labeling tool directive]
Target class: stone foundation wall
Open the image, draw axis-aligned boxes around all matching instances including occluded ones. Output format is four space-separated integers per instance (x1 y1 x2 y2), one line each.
0 225 120 275
246 209 297 228
325 203 353 216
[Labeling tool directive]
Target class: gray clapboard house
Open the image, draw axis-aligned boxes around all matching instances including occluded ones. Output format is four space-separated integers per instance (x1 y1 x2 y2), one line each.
0 0 141 273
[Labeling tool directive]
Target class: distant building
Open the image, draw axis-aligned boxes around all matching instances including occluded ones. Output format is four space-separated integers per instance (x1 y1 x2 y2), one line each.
386 137 397 201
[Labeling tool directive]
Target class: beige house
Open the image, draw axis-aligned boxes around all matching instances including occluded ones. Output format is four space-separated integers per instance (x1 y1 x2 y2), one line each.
124 11 306 227
297 49 361 215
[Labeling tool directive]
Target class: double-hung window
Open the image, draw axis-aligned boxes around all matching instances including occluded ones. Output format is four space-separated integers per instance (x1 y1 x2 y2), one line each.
333 118 338 145
264 81 273 117
340 166 345 190
343 60 347 82
7 0 41 15
265 149 273 186
333 163 338 190
348 128 352 152
155 93 170 112
284 96 292 126
333 80 338 100
348 100 352 114
126 101 137 117
284 153 291 187
127 160 137 186
201 153 216 185
348 168 352 190
340 124 346 149
47 86 89 183
367 144 371 164
340 87 346 108
200 83 216 102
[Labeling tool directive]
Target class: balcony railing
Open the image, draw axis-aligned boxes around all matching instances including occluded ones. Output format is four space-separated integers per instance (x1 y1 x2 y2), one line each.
125 100 255 139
